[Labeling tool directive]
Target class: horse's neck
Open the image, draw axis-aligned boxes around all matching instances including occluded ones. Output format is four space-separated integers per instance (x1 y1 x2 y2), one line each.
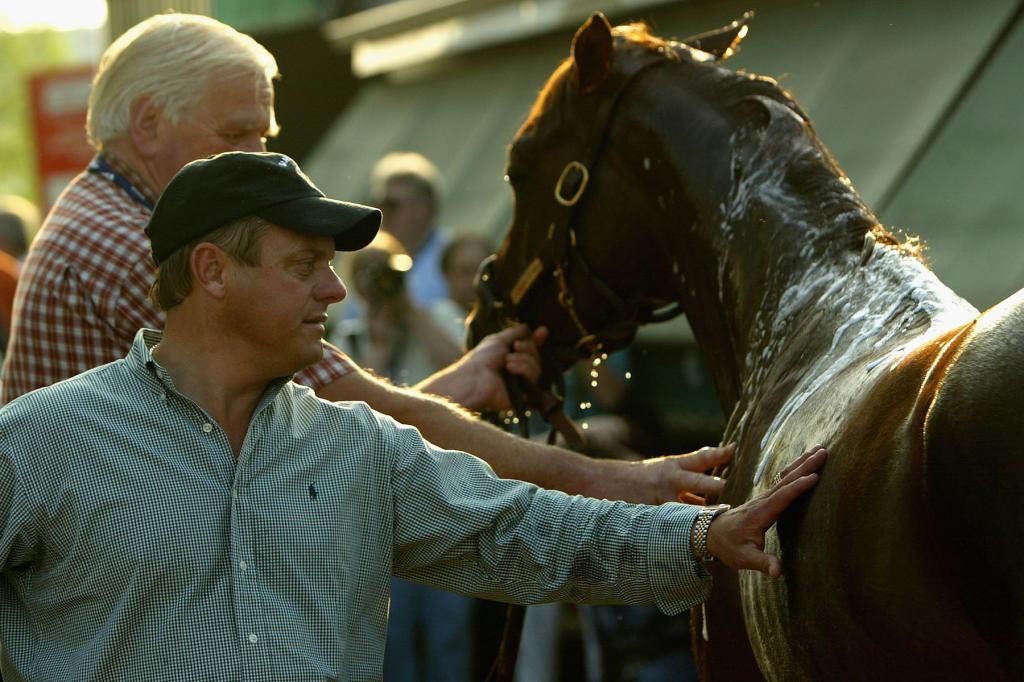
723 239 977 482
672 115 979 468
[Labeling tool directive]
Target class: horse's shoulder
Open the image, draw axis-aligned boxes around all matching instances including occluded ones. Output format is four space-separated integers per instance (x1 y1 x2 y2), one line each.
923 287 1023 519
922 287 1024 670
929 287 1024 427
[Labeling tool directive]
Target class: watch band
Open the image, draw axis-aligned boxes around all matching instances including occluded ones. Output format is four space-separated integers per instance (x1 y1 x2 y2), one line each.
692 504 731 562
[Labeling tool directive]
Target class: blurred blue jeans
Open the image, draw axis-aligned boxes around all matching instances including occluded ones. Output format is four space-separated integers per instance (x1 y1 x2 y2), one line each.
383 577 476 682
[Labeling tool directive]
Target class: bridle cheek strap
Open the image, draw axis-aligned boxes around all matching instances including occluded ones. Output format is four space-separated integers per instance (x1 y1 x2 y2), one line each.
510 257 543 306
477 57 672 450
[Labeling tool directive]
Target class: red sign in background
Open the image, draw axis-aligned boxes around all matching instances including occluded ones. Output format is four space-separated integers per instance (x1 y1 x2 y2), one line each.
29 66 96 210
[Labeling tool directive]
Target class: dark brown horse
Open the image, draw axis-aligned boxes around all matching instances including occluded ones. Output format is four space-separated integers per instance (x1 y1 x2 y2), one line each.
467 12 1024 681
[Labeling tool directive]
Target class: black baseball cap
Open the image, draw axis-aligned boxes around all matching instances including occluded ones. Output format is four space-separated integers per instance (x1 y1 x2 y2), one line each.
145 151 382 265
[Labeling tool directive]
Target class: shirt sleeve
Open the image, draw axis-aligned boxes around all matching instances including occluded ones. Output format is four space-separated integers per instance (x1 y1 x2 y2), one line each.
0 445 38 573
382 415 712 615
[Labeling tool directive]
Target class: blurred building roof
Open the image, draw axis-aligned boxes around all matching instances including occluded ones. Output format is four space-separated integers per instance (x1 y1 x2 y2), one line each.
323 0 680 77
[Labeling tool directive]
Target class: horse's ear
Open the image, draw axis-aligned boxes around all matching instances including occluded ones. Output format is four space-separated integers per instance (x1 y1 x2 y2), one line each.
572 12 614 94
738 94 807 132
680 11 753 62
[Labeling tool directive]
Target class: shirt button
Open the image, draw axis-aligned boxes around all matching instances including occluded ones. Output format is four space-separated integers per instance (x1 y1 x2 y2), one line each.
232 490 239 500
248 633 258 644
239 560 248 571
202 422 213 433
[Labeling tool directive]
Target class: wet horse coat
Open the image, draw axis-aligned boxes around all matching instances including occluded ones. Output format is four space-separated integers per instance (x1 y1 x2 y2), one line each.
467 13 1024 681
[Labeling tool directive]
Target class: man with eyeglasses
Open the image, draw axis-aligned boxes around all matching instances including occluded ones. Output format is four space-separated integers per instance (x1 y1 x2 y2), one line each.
370 152 451 310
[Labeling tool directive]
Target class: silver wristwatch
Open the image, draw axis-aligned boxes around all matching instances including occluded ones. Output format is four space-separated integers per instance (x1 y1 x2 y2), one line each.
692 504 731 562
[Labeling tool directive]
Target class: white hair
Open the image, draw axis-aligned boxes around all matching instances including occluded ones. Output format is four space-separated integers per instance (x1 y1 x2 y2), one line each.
87 13 279 149
370 151 444 204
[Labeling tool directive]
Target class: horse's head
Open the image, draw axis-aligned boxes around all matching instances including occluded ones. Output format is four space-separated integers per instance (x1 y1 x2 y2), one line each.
467 11 770 397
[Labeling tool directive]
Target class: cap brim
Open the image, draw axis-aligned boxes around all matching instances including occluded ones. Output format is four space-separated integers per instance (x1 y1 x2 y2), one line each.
257 196 382 252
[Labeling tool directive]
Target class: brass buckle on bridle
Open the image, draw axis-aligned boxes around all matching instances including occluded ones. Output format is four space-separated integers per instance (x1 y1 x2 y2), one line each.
554 161 589 207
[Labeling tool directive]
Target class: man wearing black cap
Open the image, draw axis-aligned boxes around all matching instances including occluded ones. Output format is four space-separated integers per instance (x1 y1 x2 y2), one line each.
142 152 383 455
0 151 826 680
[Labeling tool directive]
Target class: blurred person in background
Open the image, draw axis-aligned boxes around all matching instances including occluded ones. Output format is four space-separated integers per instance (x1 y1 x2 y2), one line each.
0 252 18 357
430 233 493 343
0 195 36 261
0 11 731 511
331 231 460 392
370 152 450 309
0 196 38 357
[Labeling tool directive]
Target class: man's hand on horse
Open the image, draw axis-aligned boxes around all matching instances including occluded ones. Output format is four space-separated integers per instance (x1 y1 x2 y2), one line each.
577 443 732 505
416 324 546 412
636 444 734 505
702 445 827 578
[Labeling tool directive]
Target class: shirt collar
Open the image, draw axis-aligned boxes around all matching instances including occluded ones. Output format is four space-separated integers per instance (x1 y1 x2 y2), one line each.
127 329 292 410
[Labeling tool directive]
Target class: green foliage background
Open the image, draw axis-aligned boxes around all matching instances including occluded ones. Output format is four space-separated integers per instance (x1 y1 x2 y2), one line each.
0 29 70 205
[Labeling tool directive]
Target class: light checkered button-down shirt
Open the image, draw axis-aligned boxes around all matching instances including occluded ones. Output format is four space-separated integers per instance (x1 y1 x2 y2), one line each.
0 155 354 404
0 330 711 681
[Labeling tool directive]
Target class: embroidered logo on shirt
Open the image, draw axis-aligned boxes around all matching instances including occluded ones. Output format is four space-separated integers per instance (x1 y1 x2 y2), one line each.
308 484 318 501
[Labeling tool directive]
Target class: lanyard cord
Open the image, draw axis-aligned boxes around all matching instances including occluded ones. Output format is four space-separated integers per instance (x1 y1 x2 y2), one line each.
88 156 155 211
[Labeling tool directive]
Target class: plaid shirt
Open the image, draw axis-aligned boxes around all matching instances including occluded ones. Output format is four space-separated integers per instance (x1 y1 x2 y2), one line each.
0 329 710 680
0 156 353 404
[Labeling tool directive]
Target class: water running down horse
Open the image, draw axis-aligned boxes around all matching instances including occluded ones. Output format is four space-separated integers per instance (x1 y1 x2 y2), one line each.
467 12 1023 680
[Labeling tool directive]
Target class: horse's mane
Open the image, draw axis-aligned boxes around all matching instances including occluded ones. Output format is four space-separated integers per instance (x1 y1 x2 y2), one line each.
719 81 923 260
520 22 923 261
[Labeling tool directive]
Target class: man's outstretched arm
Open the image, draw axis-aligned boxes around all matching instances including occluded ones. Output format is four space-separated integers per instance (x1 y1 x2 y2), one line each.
316 362 732 505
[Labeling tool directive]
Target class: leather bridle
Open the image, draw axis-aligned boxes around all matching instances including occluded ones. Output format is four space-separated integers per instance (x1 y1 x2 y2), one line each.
475 51 684 378
478 42 696 682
